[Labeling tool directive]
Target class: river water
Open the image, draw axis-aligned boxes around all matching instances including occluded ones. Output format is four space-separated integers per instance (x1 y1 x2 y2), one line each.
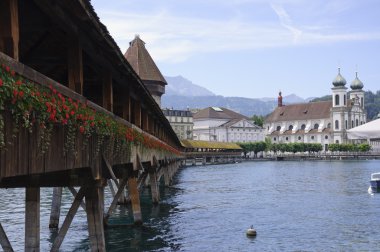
1 160 380 251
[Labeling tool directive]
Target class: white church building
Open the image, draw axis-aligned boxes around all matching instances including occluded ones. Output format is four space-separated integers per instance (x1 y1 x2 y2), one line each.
193 107 264 143
264 69 367 151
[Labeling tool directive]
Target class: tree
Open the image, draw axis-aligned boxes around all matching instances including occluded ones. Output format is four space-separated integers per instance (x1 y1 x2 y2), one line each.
251 115 264 127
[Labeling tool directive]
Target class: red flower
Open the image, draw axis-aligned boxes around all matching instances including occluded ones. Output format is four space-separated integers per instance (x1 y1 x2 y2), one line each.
15 80 22 85
11 71 15 76
0 78 3 87
5 66 10 72
13 89 18 97
18 90 24 98
79 126 85 134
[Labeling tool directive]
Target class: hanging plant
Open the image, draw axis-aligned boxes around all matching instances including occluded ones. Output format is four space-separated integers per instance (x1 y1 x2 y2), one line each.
0 63 181 156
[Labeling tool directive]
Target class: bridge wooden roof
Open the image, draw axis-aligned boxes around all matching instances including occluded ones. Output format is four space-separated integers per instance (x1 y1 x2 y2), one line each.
6 0 181 149
181 140 242 150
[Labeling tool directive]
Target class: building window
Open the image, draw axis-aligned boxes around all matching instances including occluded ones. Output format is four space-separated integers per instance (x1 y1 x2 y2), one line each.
298 136 301 140
276 126 281 131
314 123 319 130
301 124 306 130
335 120 339 130
327 123 331 128
288 125 293 130
335 94 340 106
361 97 364 107
344 94 346 105
351 120 354 128
356 119 359 127
273 137 277 141
311 136 315 140
285 137 289 141
335 140 339 144
345 120 348 129
325 135 328 139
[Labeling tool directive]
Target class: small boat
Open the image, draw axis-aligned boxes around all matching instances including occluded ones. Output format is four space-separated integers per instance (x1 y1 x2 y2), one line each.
370 173 380 193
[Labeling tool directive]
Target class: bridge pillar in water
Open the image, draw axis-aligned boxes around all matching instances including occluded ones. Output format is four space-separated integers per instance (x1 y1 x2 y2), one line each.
25 187 40 252
49 187 63 229
85 184 106 251
128 170 142 224
163 165 171 186
192 158 196 166
202 157 206 165
148 165 160 204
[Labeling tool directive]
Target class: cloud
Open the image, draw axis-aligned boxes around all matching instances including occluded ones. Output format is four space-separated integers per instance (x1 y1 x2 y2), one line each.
96 7 380 63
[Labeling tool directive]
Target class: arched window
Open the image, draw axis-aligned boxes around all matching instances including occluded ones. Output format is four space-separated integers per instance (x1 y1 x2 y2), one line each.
273 137 277 141
351 120 354 128
345 120 348 129
361 97 364 107
325 135 328 139
327 123 331 129
314 123 319 129
298 136 301 140
285 137 289 141
335 140 339 144
311 136 315 140
356 119 359 127
276 126 281 131
335 120 339 130
288 125 293 130
344 94 346 105
301 124 306 130
335 94 340 106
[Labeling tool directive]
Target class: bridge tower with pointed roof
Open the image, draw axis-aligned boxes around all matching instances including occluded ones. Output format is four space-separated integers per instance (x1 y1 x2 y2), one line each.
124 35 167 107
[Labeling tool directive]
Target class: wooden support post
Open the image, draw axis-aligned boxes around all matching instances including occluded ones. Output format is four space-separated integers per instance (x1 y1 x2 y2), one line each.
127 171 142 225
122 90 131 122
85 185 106 251
0 0 19 60
134 100 141 128
50 187 85 252
0 223 13 252
108 179 116 197
102 70 113 112
163 165 171 186
105 179 128 222
148 165 160 205
25 187 40 252
67 37 83 94
68 187 86 212
49 187 63 229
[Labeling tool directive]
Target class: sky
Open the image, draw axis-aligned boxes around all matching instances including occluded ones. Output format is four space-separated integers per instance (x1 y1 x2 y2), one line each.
91 0 380 99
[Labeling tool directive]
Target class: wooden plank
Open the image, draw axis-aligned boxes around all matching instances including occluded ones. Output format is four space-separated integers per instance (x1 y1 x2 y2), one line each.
50 187 85 252
0 0 19 60
134 100 141 128
25 187 40 252
49 187 63 229
85 186 106 251
67 36 83 94
102 70 113 112
0 223 14 252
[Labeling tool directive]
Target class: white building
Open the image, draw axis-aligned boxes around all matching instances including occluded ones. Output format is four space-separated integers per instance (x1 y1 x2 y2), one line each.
193 107 264 143
264 69 367 151
162 109 194 140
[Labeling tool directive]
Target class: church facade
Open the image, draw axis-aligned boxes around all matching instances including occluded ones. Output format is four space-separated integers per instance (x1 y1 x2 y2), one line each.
264 69 366 150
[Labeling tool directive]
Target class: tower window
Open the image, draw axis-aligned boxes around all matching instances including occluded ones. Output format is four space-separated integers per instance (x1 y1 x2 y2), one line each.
335 94 340 106
345 120 347 129
314 123 319 130
335 120 339 130
288 125 293 130
344 94 346 105
301 124 306 130
356 119 359 127
276 126 281 131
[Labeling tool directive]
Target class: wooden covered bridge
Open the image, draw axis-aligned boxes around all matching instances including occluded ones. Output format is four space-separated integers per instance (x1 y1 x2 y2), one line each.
0 0 183 251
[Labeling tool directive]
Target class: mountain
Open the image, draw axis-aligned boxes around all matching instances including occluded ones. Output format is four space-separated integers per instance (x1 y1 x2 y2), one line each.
162 76 313 117
164 75 215 96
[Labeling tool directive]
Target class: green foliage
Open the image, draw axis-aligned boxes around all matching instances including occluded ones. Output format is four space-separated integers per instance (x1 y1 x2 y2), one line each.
328 143 371 152
251 115 264 127
237 141 267 157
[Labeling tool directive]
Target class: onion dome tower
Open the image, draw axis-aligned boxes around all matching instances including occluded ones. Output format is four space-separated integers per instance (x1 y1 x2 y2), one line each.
350 72 365 108
331 68 347 108
124 35 167 107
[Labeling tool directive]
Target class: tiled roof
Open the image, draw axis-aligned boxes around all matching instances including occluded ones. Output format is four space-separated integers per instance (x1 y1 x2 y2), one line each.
181 140 242 150
124 36 167 84
193 107 248 120
265 101 331 123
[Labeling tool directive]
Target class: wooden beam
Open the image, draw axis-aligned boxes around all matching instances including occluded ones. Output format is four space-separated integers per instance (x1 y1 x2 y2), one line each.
102 70 113 111
122 90 131 122
0 223 13 252
67 37 83 94
68 187 86 212
50 187 85 252
105 179 128 222
148 164 160 205
49 187 63 229
0 0 19 60
85 186 106 251
134 100 141 128
127 172 142 225
25 187 40 252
